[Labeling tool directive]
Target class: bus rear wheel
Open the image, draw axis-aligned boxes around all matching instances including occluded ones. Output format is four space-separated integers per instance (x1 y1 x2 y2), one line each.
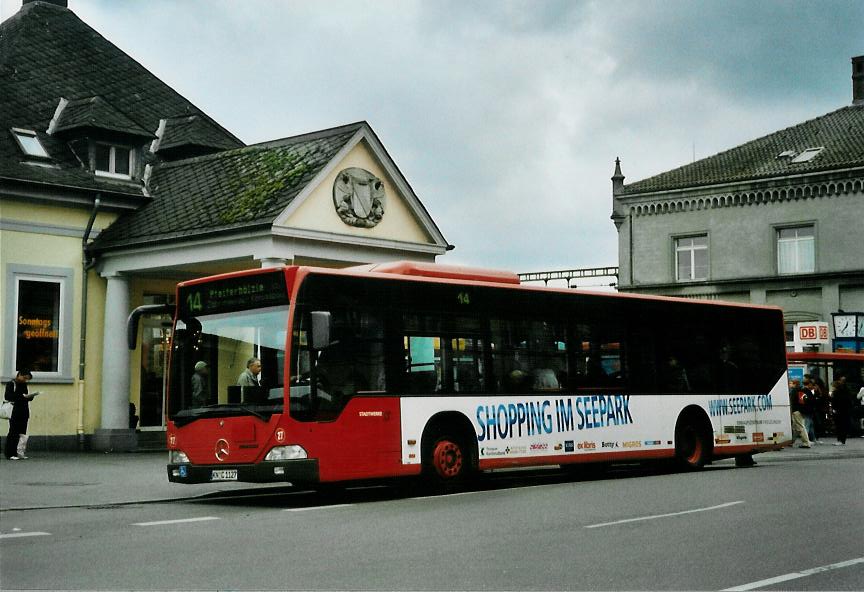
675 418 710 470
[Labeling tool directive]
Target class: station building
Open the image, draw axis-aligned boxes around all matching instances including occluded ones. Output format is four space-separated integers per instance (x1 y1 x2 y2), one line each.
1 0 449 450
611 56 864 352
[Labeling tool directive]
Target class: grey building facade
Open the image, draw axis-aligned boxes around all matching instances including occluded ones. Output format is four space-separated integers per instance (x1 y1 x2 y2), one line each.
611 56 864 348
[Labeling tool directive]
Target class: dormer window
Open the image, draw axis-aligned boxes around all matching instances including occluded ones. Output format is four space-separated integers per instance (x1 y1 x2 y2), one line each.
94 142 133 179
790 147 824 163
11 128 50 158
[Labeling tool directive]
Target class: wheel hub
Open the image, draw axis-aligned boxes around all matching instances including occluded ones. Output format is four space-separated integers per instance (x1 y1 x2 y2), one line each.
433 440 463 478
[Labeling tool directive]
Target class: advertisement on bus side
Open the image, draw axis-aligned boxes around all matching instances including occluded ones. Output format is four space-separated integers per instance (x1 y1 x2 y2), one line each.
399 372 790 464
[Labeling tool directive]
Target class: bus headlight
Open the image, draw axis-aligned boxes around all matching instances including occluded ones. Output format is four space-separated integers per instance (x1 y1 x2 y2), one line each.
265 445 308 461
169 450 190 464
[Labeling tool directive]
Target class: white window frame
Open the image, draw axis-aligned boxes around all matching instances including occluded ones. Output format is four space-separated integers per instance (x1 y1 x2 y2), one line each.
94 142 134 179
790 147 824 163
3 265 74 383
777 225 815 275
674 234 709 282
10 127 50 159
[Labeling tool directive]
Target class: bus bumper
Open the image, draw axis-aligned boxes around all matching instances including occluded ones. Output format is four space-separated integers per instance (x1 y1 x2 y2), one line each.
167 459 319 484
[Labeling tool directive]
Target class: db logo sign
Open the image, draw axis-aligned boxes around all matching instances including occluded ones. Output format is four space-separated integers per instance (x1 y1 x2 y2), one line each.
168 433 177 448
797 322 829 343
799 326 827 339
275 428 286 443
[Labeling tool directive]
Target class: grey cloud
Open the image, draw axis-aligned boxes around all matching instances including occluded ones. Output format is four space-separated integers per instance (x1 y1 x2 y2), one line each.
9 0 858 273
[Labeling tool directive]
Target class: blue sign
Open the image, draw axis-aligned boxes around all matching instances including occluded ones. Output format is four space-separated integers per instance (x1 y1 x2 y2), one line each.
787 365 805 384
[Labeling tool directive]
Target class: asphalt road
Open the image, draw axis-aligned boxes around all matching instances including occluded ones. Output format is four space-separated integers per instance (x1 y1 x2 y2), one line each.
1 459 862 591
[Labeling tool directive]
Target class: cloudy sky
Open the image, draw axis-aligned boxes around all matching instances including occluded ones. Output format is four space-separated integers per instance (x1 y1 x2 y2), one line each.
3 0 861 282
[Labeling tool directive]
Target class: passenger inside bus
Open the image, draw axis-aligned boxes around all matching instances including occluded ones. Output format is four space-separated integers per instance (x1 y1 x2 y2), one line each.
663 355 691 392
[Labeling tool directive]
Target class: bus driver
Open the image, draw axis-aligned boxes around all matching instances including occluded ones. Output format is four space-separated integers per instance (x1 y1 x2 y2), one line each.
237 357 262 387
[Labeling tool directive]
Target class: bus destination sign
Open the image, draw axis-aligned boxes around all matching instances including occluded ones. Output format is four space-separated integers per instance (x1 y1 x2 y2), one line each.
180 272 287 316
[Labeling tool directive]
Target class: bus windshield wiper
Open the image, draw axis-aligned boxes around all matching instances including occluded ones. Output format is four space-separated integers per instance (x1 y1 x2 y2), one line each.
235 405 267 421
173 404 268 426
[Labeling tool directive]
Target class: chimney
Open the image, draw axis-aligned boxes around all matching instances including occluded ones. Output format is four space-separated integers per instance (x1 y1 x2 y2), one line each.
853 55 864 105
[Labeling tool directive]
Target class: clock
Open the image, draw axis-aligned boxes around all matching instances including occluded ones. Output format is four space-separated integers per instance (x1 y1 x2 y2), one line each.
833 314 856 338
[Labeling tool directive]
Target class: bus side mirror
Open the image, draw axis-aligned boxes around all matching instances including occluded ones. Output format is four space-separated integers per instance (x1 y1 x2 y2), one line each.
127 304 173 349
309 311 332 350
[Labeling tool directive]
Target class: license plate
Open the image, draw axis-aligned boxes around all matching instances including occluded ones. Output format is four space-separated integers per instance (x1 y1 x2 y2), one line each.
211 469 238 481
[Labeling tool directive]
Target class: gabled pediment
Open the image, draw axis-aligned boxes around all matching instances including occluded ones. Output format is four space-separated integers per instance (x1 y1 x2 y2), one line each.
274 123 448 251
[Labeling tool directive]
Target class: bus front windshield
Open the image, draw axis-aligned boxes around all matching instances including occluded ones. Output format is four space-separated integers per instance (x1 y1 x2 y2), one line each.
168 305 289 424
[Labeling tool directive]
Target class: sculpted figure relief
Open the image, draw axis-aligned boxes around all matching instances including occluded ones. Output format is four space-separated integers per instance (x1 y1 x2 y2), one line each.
333 167 385 228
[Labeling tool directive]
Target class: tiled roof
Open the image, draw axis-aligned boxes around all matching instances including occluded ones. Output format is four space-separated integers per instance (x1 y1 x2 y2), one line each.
50 96 154 138
622 105 864 195
92 123 364 250
0 1 242 196
156 115 240 154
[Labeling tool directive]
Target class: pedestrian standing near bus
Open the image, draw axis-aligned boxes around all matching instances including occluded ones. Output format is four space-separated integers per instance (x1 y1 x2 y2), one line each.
4 369 38 460
789 378 812 448
802 377 821 444
830 376 853 446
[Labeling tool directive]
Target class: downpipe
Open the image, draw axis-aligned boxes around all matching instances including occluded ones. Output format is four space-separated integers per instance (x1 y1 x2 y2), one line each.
78 196 100 450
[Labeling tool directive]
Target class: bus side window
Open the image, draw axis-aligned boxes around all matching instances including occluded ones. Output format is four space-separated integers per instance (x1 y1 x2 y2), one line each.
403 335 487 394
571 322 625 389
451 337 485 393
490 318 567 393
404 335 441 394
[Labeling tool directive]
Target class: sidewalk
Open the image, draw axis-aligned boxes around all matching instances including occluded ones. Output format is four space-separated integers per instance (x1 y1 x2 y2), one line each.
0 451 291 511
2 438 863 512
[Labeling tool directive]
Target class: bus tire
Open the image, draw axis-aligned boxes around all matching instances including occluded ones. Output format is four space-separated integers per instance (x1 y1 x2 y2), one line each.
422 430 474 490
675 411 712 470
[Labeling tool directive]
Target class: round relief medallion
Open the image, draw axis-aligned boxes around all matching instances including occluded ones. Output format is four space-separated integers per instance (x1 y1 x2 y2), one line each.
332 167 385 228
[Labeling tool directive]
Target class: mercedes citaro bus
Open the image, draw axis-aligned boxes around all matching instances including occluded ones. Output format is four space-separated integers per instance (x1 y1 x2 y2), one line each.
128 261 791 486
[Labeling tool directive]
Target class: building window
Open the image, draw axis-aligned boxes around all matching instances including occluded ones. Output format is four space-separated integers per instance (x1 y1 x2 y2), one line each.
15 279 62 372
790 147 824 163
777 226 815 274
11 128 50 158
3 266 74 381
94 143 133 178
675 235 708 281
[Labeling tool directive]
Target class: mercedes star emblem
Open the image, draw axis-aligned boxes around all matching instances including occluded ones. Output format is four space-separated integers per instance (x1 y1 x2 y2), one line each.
215 438 230 462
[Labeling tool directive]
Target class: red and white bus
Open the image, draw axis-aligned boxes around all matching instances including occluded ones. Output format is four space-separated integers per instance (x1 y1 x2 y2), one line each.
130 261 791 486
786 351 864 436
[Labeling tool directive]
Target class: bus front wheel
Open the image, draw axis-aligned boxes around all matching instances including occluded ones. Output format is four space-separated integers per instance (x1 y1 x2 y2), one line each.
424 433 472 488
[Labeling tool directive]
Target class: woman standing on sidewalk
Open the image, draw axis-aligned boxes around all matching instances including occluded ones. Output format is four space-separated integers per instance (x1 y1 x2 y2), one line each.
830 376 853 446
4 369 35 460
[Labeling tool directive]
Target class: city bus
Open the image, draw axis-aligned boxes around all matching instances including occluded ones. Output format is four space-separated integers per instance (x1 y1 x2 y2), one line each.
129 261 791 486
786 351 864 436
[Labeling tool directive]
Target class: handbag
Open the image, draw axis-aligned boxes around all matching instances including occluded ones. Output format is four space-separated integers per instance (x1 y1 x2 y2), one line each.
0 400 12 420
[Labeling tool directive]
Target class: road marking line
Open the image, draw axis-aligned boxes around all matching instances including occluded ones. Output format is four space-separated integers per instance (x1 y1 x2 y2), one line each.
722 556 864 591
412 490 486 500
0 531 51 539
283 504 353 512
584 501 744 528
133 517 220 526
